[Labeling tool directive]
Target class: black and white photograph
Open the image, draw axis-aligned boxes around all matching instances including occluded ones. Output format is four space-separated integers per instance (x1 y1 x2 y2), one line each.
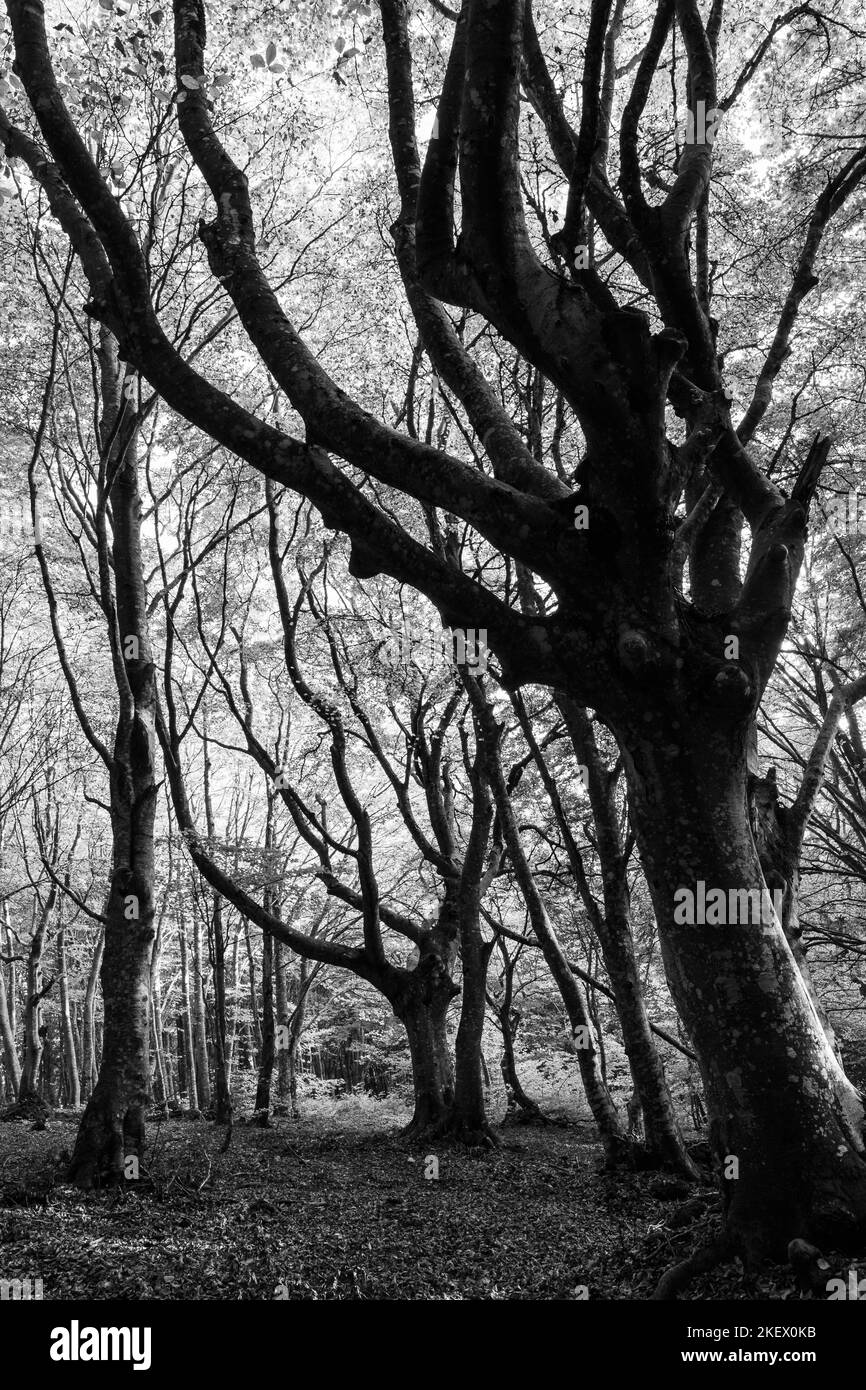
0 0 864 1366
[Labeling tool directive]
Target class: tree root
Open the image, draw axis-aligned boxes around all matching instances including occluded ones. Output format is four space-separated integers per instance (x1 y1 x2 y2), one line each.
399 1114 500 1148
651 1235 734 1299
499 1105 552 1128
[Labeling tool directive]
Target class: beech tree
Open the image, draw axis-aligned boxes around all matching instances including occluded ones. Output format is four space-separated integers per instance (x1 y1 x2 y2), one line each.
3 0 866 1256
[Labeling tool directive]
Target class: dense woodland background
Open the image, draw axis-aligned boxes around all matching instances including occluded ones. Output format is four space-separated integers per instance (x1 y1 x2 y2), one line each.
0 0 865 1301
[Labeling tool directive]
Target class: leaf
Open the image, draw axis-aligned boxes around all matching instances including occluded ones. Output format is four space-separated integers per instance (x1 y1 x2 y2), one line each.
180 74 199 89
265 41 277 65
212 73 232 87
334 35 345 54
149 8 164 23
339 47 360 61
250 53 266 69
268 62 286 74
97 0 114 9
176 90 187 104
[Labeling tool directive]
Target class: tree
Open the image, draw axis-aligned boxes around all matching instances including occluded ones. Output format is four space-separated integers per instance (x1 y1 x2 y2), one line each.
4 0 866 1255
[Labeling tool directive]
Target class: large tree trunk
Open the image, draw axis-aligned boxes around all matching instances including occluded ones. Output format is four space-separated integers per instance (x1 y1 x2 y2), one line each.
68 880 154 1185
391 959 458 1137
448 932 493 1141
620 718 866 1259
68 336 158 1187
443 750 497 1144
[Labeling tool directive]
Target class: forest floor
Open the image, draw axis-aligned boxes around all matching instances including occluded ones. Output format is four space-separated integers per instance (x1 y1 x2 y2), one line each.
0 1101 862 1300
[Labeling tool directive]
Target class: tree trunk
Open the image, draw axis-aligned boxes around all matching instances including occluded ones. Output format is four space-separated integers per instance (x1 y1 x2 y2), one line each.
191 904 210 1110
0 918 21 1097
749 767 841 1058
285 957 311 1118
19 900 49 1101
81 927 104 1103
274 941 290 1102
225 918 241 1089
177 886 199 1111
392 962 457 1137
448 934 493 1140
210 893 232 1124
620 720 866 1259
253 928 275 1123
201 719 231 1125
493 944 546 1122
68 878 154 1185
56 922 80 1108
68 335 158 1187
548 695 695 1173
149 919 167 1108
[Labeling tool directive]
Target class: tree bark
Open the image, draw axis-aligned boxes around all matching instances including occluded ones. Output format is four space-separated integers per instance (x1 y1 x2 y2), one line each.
56 921 80 1109
274 940 290 1103
620 718 866 1259
176 875 198 1111
253 929 275 1123
0 899 21 1097
81 927 104 1103
191 901 211 1110
67 335 157 1187
19 898 51 1101
391 958 458 1137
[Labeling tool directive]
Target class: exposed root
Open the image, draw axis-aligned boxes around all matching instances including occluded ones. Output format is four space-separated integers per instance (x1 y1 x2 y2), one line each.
651 1235 734 1299
1 1096 53 1125
499 1106 552 1128
399 1113 500 1149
